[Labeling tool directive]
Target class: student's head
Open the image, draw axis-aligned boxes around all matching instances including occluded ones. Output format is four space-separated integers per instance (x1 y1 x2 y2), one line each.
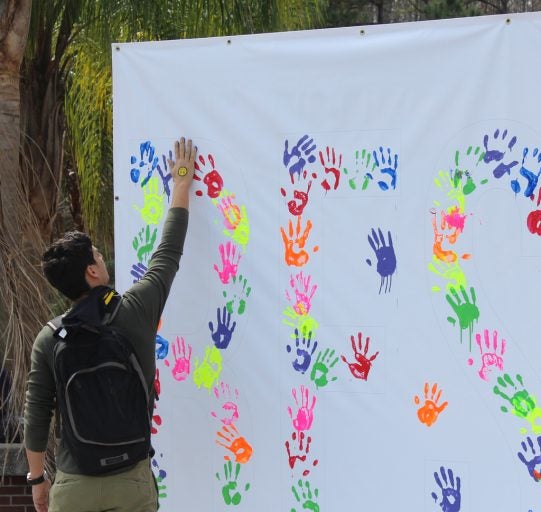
42 231 110 300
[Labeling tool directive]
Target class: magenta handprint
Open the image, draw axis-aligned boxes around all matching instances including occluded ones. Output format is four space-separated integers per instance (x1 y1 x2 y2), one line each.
287 385 316 432
341 332 379 381
285 271 317 316
165 336 192 382
318 146 342 192
214 242 242 284
209 306 237 350
285 431 318 476
211 381 240 426
283 135 317 184
468 329 505 381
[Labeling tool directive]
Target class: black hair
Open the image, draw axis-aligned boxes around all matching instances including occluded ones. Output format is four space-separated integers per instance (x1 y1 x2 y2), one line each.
41 231 95 300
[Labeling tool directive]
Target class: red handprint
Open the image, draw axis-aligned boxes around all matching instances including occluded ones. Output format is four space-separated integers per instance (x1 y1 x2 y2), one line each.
319 146 342 192
285 431 319 476
280 170 313 216
194 153 223 198
341 332 379 381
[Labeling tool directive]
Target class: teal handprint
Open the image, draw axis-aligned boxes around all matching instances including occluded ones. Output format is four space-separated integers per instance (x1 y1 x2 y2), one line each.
291 479 319 512
216 460 250 506
310 348 339 389
446 285 479 349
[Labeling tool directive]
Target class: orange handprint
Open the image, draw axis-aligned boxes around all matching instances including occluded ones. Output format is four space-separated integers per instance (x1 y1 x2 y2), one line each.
280 216 317 267
216 424 253 464
414 382 448 427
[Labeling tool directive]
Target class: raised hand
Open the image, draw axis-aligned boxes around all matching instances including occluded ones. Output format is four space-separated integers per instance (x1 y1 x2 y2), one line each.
285 271 317 316
194 152 224 198
483 127 519 179
211 381 240 426
291 479 319 512
341 331 379 381
372 146 398 191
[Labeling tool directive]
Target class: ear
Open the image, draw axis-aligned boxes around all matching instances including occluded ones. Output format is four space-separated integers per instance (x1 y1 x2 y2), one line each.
86 263 99 280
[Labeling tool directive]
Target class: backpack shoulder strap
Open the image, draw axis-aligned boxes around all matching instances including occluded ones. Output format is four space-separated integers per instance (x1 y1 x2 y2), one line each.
47 315 68 339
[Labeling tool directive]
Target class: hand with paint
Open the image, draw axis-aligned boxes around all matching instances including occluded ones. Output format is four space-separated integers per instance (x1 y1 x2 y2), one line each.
518 435 541 482
209 306 237 349
372 146 398 191
216 461 250 506
310 348 339 389
280 216 315 267
193 152 223 198
168 336 192 382
414 382 448 427
483 128 519 179
471 329 505 381
318 146 342 192
431 466 461 512
288 385 316 431
283 135 317 183
341 331 379 381
211 381 240 426
366 227 396 294
193 345 223 391
291 479 319 512
216 424 253 464
213 241 242 284
287 328 318 374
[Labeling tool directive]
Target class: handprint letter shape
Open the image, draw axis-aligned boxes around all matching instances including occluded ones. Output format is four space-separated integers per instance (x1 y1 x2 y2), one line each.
287 328 318 374
216 424 253 464
209 306 237 349
216 461 250 506
366 227 397 294
414 382 448 427
132 225 157 263
287 385 316 431
431 466 461 512
471 329 505 381
341 332 379 381
517 435 541 482
281 170 313 216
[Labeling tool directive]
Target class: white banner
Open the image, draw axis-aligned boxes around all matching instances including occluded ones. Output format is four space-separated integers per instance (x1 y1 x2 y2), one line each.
113 12 541 511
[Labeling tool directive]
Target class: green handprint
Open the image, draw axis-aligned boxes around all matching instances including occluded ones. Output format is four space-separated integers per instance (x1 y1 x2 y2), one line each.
133 176 165 224
223 274 251 315
343 148 375 191
452 145 485 196
433 169 467 213
156 472 167 499
493 373 541 434
193 345 222 391
428 256 467 292
132 225 158 263
310 348 339 389
291 479 319 512
283 306 319 339
216 461 250 506
445 285 479 349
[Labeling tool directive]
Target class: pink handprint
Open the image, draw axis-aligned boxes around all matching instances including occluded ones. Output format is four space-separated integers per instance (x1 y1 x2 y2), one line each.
318 146 342 192
285 271 317 316
431 208 470 262
287 385 316 432
213 242 242 284
468 329 506 381
217 193 242 231
165 336 192 382
211 381 240 426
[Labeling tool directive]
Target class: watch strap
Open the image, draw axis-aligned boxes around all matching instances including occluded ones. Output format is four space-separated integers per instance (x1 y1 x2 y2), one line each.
27 471 48 485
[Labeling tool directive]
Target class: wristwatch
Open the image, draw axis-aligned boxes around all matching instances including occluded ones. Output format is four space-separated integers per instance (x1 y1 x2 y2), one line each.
27 471 48 485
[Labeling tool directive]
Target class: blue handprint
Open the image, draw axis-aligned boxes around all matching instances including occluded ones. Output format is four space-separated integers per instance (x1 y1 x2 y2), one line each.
483 128 518 179
130 262 148 283
517 435 541 482
287 328 318 374
283 135 317 184
209 306 237 350
155 334 169 360
366 228 397 294
431 466 461 512
130 141 159 186
511 147 541 197
373 146 398 190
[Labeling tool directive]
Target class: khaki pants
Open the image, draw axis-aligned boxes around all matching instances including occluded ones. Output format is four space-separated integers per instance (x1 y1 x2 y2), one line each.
49 459 158 512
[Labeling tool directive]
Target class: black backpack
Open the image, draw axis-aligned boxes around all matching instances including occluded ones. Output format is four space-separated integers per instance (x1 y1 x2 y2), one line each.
49 286 152 475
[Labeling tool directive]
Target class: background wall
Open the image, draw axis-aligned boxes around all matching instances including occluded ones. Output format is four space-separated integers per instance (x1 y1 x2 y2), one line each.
113 12 541 511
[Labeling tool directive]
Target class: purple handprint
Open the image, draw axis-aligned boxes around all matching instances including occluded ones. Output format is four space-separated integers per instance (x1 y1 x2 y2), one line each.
130 262 148 283
214 242 242 284
284 135 317 184
287 328 318 374
483 128 518 179
156 152 173 201
209 306 237 349
366 228 397 294
517 435 541 482
431 466 461 512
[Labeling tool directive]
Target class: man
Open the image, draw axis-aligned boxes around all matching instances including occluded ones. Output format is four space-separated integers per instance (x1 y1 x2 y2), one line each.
24 137 196 512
